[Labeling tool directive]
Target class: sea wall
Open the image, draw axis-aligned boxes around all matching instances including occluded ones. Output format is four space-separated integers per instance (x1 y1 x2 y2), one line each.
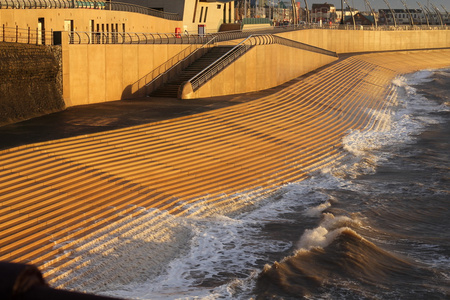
62 42 191 106
64 28 450 105
0 42 64 126
277 29 450 53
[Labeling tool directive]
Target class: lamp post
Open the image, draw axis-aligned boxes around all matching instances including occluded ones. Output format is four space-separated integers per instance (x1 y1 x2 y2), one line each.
304 0 310 23
417 2 430 26
383 0 397 26
401 0 414 26
364 0 377 28
431 3 444 26
343 0 355 29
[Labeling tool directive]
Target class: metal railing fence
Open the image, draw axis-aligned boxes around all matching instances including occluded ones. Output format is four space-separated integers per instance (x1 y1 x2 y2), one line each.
105 2 181 20
0 25 53 45
272 35 338 57
0 0 105 9
188 34 275 91
140 36 218 95
68 31 210 44
2 23 449 46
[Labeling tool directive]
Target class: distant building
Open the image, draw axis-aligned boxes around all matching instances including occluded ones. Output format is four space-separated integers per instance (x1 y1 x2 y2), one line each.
311 3 336 23
378 9 424 25
119 0 235 33
344 12 375 26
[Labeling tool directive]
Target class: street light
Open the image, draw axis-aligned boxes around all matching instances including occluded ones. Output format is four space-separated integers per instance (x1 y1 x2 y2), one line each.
383 0 397 27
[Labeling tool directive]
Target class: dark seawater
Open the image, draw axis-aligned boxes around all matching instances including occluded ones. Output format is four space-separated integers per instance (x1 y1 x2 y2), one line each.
105 69 450 300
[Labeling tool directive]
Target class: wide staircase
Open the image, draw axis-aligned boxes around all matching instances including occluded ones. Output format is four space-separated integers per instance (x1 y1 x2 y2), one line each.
150 45 234 98
1 50 450 293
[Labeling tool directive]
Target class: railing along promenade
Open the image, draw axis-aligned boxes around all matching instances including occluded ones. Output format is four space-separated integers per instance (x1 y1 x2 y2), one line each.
0 0 181 20
1 23 449 46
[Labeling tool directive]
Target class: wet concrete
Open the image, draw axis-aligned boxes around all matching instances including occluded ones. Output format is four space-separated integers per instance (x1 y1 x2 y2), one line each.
0 62 330 151
0 88 292 151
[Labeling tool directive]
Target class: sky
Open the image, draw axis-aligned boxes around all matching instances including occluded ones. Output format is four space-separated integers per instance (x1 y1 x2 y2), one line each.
299 0 450 11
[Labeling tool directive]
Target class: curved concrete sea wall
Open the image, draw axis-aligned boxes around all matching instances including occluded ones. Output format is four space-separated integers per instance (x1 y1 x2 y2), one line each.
181 43 338 99
62 43 191 106
63 29 450 105
1 49 449 293
277 28 450 53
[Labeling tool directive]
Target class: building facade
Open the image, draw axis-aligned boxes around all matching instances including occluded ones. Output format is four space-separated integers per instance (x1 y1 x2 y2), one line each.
311 3 336 24
120 0 235 33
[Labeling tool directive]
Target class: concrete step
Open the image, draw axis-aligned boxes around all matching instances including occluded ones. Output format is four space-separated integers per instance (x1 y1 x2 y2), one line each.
150 46 235 98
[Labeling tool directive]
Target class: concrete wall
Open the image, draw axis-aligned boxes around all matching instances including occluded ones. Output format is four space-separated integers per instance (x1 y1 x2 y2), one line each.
181 44 338 99
62 41 190 106
63 28 450 105
0 9 181 34
277 29 450 54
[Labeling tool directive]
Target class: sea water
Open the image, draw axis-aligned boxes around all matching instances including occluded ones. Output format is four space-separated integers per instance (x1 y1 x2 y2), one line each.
104 68 450 299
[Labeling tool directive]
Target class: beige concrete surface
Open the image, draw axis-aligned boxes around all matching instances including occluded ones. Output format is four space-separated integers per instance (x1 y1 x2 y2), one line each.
0 9 181 35
1 49 449 293
64 28 450 105
181 43 338 99
277 29 450 53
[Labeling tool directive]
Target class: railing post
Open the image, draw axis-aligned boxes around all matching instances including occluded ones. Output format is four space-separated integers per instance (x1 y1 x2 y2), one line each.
28 27 30 44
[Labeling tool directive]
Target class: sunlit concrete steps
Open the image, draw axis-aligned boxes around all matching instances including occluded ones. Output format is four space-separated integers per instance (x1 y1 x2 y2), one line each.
40 58 396 286
0 55 384 266
2 50 450 290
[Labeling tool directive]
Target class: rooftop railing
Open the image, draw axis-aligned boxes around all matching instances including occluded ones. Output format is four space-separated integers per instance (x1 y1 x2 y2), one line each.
0 0 181 20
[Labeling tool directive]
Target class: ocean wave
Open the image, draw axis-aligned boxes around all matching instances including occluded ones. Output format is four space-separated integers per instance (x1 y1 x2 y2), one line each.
256 228 442 299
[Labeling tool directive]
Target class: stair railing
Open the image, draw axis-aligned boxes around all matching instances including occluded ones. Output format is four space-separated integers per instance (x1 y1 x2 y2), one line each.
187 34 338 92
133 36 217 96
272 35 338 57
188 34 274 91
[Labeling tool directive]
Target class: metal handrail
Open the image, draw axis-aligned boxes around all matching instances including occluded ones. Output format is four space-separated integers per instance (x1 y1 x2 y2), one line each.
145 36 218 88
272 35 338 57
187 33 338 92
105 2 181 21
67 31 211 44
188 34 273 91
2 24 449 46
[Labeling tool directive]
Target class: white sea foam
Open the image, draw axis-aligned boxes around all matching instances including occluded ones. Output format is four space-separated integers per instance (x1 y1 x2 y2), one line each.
330 69 448 180
295 212 361 252
97 69 448 300
100 178 349 300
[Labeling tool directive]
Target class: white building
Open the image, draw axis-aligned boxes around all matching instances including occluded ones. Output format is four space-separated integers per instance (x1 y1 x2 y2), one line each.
120 0 235 33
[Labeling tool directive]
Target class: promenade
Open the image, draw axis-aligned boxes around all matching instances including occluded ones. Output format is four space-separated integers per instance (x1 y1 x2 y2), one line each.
1 49 450 292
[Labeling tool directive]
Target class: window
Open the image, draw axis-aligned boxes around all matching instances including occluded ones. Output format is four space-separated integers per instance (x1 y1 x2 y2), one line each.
199 7 204 23
217 4 221 9
204 7 208 22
